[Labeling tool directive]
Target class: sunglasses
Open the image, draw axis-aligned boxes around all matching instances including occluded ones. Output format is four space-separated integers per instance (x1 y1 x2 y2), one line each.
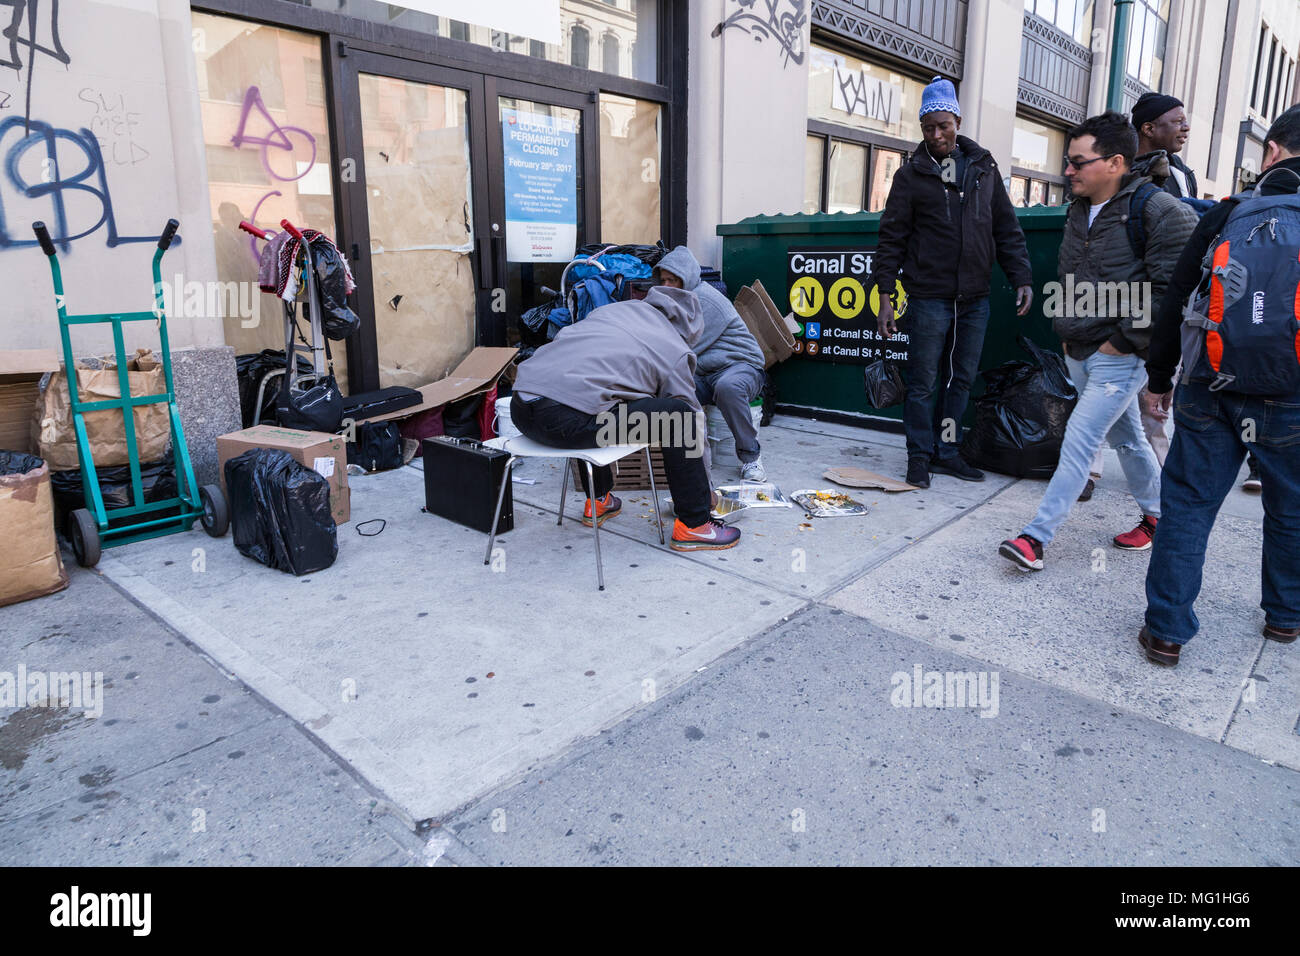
1063 154 1115 171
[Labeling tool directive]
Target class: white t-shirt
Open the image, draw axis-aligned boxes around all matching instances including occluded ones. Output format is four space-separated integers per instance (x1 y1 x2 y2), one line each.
1087 197 1111 228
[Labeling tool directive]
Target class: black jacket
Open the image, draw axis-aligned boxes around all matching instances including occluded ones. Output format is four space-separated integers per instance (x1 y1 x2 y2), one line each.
1054 171 1198 359
870 135 1032 302
1147 155 1300 393
1132 150 1199 199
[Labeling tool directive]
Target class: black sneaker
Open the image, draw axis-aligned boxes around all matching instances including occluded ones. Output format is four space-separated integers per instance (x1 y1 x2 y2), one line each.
1242 461 1261 493
1077 478 1095 502
931 454 985 482
906 456 930 489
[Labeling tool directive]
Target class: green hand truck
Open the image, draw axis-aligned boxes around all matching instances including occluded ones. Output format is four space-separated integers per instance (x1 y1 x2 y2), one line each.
31 219 230 568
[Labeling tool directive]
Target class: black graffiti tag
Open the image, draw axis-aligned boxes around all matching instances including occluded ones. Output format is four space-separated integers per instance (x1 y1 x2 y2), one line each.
711 0 807 68
0 0 71 131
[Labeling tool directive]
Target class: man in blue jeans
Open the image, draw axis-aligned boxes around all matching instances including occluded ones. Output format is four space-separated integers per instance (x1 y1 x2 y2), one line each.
872 76 1033 488
1135 105 1300 666
1000 112 1197 572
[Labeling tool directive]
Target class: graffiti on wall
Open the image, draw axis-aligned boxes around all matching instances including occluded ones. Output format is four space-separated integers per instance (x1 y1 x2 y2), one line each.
1 0 71 130
0 117 178 252
711 0 807 67
79 87 149 167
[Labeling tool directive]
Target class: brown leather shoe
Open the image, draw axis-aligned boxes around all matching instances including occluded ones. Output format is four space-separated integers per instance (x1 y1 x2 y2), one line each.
1263 623 1300 643
1138 627 1181 666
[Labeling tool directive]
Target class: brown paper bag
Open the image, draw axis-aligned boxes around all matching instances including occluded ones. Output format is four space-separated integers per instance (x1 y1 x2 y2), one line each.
32 349 171 471
0 459 69 607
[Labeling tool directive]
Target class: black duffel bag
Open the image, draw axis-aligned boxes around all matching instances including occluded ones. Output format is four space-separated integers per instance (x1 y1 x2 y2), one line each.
347 421 404 472
277 374 344 434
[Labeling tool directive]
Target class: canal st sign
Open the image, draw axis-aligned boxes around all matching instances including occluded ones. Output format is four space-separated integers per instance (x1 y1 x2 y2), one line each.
786 248 909 365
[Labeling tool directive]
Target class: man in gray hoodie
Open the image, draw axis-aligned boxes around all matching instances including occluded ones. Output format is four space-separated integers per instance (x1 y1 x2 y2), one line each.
512 285 742 552
653 246 769 482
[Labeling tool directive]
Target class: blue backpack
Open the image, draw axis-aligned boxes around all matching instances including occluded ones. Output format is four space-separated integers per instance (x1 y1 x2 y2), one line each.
1125 183 1215 258
1179 166 1300 395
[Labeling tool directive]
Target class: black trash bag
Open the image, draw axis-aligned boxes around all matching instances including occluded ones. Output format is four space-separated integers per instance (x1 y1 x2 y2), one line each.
308 239 361 340
236 350 313 428
277 374 344 433
960 335 1079 479
50 460 178 534
863 358 906 409
0 451 43 475
347 421 404 472
575 241 667 266
225 448 337 576
442 393 483 439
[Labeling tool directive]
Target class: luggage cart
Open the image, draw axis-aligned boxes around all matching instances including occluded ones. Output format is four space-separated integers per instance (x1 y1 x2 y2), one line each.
238 218 329 425
31 219 230 568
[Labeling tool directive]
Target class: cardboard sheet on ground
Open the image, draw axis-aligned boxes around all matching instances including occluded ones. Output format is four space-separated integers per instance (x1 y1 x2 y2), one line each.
823 466 919 492
792 489 869 518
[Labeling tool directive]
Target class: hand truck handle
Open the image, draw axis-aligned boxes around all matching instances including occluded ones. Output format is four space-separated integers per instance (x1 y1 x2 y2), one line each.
239 220 269 239
279 218 305 241
31 221 56 257
158 219 180 251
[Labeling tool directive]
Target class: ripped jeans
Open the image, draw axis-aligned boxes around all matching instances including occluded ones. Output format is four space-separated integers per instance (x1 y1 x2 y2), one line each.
1022 350 1162 545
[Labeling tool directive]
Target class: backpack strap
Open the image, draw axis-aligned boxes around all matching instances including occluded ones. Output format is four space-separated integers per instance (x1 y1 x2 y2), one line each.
1126 182 1161 260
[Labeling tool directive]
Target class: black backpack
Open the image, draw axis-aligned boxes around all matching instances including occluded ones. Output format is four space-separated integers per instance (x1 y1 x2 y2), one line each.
346 421 404 472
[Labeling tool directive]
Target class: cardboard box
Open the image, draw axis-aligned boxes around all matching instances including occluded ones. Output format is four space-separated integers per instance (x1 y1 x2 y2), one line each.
355 347 518 425
216 425 350 525
0 350 59 455
734 282 799 368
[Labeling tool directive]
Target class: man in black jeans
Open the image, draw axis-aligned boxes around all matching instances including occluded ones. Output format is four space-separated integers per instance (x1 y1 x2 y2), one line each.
511 285 741 552
871 76 1034 488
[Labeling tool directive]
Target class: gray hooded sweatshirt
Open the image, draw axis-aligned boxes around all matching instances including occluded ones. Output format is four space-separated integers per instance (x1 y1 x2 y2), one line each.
655 246 765 376
513 285 705 417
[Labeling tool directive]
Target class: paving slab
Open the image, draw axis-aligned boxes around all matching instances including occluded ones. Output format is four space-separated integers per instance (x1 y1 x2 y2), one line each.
444 605 1300 866
95 466 804 823
827 479 1294 761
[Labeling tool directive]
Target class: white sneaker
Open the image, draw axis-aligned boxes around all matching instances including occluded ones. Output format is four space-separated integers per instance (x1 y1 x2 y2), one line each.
740 457 767 482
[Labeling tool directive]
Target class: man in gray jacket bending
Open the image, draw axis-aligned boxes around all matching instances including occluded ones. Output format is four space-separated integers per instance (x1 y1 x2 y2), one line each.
653 246 768 482
512 285 741 552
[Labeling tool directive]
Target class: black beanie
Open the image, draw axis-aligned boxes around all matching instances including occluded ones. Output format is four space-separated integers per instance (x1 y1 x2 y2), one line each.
1132 92 1183 130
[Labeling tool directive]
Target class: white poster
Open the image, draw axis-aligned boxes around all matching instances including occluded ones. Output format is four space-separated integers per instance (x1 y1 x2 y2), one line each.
831 67 901 126
384 0 561 45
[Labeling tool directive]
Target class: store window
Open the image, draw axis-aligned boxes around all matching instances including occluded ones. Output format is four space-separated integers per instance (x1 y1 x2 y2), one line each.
1125 0 1168 90
599 94 661 243
805 44 924 214
1023 0 1095 47
193 11 347 388
1010 114 1068 206
318 0 659 82
1251 25 1296 122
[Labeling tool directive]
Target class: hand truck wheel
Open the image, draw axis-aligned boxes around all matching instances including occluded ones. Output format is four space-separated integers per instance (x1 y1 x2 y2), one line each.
199 483 230 537
70 508 101 568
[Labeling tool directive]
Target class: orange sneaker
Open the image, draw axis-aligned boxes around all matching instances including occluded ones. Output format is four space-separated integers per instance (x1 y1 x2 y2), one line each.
670 517 741 552
582 493 622 527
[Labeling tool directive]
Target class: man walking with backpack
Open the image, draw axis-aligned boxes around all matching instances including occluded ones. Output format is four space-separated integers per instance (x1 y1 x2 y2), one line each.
871 76 1034 489
1000 112 1198 572
1136 104 1300 666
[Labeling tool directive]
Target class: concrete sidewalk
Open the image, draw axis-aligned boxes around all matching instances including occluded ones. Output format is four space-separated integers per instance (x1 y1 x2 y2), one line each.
2 415 1296 862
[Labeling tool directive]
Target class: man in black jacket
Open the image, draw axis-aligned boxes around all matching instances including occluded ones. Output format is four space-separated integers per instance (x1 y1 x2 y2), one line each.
1136 104 1300 666
872 76 1034 489
1130 92 1198 199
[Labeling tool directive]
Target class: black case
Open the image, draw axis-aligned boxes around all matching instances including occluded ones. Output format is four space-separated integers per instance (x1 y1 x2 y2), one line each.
341 385 422 420
422 436 512 534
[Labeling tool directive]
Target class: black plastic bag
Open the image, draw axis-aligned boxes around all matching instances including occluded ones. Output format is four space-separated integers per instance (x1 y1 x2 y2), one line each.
347 421 404 472
225 449 336 576
236 350 312 428
960 335 1079 479
575 241 666 266
308 239 361 340
50 460 178 533
0 451 43 475
278 374 344 433
863 358 906 408
443 393 483 439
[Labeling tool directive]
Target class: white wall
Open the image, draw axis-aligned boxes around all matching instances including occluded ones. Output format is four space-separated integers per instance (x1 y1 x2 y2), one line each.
0 0 220 356
686 0 811 265
961 0 1027 172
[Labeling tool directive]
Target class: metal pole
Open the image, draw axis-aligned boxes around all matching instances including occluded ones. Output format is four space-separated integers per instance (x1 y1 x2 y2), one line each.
1107 0 1136 113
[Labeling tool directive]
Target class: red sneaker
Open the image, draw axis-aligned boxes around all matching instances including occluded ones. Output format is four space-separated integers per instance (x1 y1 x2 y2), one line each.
670 518 741 552
582 493 622 527
999 534 1043 571
1114 515 1157 550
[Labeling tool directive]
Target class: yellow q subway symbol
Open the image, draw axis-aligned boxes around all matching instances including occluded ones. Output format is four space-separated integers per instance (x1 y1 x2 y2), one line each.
828 277 865 320
789 277 824 317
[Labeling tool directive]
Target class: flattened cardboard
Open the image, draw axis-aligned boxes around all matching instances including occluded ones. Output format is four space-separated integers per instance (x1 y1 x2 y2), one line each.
356 346 518 425
0 350 59 455
751 279 802 337
0 349 60 383
823 466 918 492
217 424 350 525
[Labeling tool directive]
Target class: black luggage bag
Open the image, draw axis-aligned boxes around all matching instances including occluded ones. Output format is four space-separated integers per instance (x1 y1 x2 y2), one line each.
421 436 512 534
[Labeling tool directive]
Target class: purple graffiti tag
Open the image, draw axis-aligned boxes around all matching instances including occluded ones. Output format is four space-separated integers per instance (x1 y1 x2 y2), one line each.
231 86 317 182
246 188 282 263
0 0 71 132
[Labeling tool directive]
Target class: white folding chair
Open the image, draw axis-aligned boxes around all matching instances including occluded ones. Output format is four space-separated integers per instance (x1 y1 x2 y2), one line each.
482 434 665 591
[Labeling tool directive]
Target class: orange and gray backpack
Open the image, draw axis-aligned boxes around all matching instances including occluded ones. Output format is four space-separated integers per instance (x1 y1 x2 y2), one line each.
1181 166 1300 394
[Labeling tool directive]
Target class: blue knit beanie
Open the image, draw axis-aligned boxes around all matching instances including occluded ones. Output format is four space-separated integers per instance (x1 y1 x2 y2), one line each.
919 75 961 120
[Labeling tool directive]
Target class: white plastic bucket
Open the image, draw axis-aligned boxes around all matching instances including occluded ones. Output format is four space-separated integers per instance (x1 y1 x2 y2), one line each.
705 403 762 467
494 395 521 440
